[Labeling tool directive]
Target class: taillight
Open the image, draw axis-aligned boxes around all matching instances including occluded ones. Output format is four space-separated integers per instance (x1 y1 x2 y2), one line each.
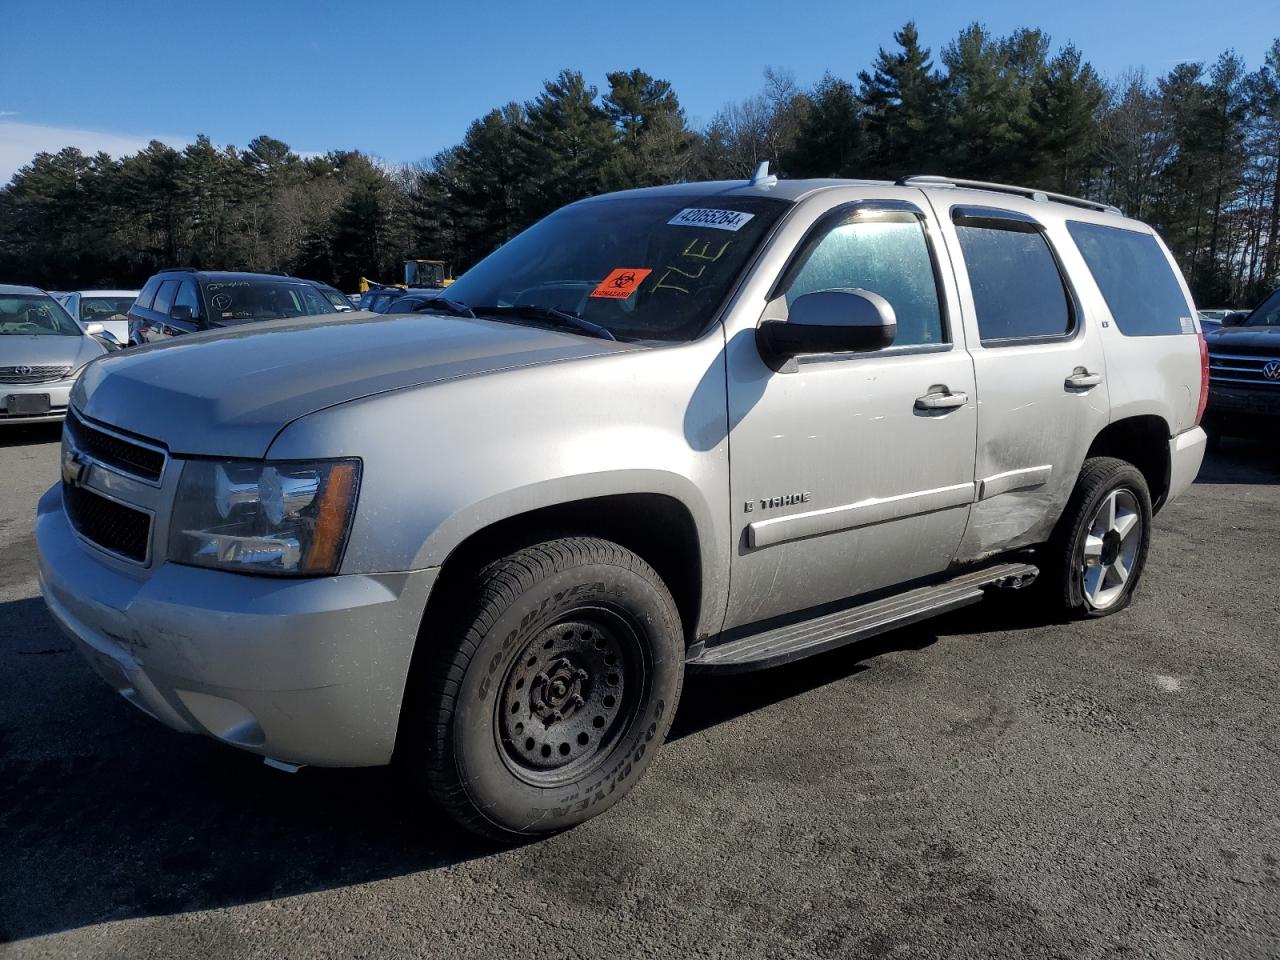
1195 332 1209 426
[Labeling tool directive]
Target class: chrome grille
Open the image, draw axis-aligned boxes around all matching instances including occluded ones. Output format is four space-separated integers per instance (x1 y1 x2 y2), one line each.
64 410 167 484
1207 351 1280 388
0 365 72 383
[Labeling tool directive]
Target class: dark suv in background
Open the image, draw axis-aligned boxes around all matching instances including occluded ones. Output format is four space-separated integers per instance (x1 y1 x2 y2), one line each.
128 270 338 345
1204 286 1280 439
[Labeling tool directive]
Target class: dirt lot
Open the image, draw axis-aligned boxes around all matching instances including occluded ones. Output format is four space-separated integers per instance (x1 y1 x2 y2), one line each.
2 422 1278 960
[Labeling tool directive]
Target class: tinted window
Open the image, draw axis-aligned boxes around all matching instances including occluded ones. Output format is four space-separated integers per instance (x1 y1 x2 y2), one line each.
136 276 162 310
955 222 1072 342
202 279 333 323
1066 222 1191 336
1242 288 1280 327
152 279 178 316
785 212 944 346
173 279 200 317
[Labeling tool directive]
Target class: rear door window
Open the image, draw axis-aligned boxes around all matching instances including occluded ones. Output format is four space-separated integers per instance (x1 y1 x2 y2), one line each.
1066 221 1193 336
173 279 200 318
954 213 1073 343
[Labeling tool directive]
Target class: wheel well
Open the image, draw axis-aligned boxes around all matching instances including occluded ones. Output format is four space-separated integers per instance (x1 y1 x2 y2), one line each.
424 494 703 647
1086 416 1171 510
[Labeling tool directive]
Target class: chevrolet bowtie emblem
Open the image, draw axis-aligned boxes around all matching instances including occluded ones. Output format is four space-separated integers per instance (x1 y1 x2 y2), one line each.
61 442 87 486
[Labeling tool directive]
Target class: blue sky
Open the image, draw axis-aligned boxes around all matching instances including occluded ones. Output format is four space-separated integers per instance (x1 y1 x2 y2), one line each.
2 0 1277 182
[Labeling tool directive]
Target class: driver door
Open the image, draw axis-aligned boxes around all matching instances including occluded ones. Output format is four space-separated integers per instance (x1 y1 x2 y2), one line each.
723 198 977 629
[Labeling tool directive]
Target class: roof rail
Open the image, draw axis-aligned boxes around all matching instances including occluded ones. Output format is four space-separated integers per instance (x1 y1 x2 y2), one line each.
896 175 1122 215
155 266 198 273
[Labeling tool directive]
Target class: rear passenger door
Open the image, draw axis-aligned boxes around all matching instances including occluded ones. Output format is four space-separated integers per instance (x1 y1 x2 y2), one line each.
128 276 162 344
933 204 1111 560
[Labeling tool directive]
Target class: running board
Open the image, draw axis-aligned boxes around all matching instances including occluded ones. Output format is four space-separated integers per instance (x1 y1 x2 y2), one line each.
689 562 1038 674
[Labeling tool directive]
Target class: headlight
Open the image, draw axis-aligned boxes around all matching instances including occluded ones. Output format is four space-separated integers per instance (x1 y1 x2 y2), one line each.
169 459 361 575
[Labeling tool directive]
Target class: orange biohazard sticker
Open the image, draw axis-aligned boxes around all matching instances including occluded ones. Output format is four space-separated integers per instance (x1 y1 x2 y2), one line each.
590 268 652 300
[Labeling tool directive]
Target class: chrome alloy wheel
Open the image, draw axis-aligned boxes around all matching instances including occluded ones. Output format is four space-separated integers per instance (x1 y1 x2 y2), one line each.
1080 488 1142 610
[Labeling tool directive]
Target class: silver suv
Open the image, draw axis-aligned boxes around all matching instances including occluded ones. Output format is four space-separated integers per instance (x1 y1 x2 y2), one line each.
36 173 1208 840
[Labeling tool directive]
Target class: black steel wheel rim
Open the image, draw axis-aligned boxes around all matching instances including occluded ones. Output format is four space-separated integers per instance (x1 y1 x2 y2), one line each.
495 604 648 786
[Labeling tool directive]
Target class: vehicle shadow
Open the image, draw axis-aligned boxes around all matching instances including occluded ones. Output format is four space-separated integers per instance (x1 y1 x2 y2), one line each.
0 422 62 449
0 595 491 944
1196 436 1280 485
0 590 1048 943
669 597 1054 743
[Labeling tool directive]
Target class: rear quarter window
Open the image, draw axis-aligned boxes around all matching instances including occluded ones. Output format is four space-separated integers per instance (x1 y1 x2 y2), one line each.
1066 222 1193 336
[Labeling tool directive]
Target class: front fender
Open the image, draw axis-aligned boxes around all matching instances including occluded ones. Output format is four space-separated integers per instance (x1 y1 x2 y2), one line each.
267 335 732 639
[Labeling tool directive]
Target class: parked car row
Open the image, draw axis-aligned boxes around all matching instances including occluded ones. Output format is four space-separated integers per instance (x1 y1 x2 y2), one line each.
1 272 366 426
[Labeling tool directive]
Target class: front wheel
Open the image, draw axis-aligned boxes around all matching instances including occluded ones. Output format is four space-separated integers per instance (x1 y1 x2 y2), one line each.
1043 457 1153 618
405 537 685 841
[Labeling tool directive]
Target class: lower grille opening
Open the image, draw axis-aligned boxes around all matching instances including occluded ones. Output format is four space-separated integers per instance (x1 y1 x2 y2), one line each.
63 483 151 563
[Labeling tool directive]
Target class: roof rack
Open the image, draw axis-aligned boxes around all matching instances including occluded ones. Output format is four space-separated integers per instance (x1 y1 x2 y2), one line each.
896 175 1122 215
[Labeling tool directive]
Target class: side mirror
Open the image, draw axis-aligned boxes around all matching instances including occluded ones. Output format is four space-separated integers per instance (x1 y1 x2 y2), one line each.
758 289 897 370
170 304 196 322
1221 311 1249 327
84 322 105 336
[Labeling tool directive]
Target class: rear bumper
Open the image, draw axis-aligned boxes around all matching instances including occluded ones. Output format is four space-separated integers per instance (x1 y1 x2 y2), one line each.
36 484 438 767
1166 426 1206 506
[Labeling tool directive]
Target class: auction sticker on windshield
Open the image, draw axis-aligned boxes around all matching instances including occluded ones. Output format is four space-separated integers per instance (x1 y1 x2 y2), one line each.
668 208 756 231
590 268 653 300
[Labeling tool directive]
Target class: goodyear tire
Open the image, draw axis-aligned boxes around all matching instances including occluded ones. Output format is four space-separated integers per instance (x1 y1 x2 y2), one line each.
1044 457 1153 618
409 537 684 841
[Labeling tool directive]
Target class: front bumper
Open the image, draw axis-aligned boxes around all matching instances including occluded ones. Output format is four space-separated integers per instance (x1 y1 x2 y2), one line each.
0 378 74 424
1207 383 1280 419
1166 426 1207 506
36 484 438 766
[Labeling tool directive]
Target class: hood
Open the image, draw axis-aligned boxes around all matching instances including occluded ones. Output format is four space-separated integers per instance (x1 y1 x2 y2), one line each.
74 312 637 457
1205 325 1280 357
1 334 104 370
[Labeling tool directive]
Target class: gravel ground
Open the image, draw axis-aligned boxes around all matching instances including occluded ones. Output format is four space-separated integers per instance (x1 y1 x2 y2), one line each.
1 422 1278 960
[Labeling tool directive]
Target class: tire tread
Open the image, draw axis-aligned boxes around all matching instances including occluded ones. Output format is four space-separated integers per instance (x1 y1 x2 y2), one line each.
413 536 679 841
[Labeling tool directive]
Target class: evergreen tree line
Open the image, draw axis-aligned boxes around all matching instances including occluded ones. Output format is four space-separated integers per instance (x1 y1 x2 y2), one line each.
3 22 1279 307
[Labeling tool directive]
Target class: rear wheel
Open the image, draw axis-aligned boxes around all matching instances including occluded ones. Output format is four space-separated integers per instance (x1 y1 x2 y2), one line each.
1042 457 1152 618
405 537 684 841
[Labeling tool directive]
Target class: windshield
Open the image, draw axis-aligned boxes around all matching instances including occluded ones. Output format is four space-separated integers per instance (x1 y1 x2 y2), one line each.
443 194 789 342
202 280 333 323
1243 289 1280 327
311 284 350 310
80 296 135 322
0 293 83 336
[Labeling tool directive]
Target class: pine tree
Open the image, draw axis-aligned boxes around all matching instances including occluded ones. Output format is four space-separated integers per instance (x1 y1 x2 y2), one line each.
783 74 862 177
857 22 946 177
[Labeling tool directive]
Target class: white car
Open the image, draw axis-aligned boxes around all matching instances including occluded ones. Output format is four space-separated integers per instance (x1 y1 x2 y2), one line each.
1 285 112 424
53 290 139 345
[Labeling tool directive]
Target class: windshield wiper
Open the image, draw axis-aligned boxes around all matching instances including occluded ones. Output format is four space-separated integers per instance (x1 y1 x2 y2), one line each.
471 304 617 342
415 296 475 318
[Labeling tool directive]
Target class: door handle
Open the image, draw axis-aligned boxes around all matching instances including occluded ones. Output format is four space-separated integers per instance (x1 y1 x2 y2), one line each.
915 390 969 411
1064 369 1103 390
